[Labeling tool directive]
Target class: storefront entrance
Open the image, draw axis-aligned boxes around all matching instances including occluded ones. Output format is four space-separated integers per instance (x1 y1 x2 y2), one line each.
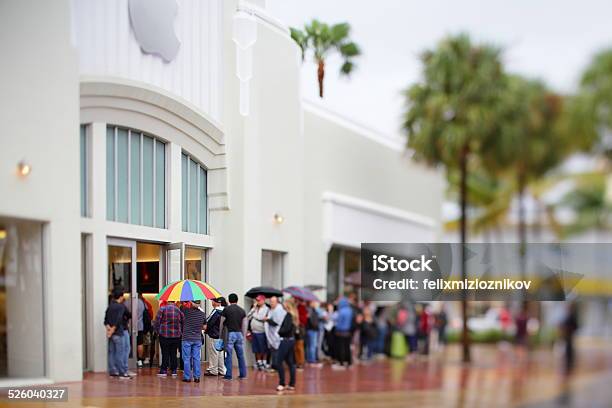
106 239 207 369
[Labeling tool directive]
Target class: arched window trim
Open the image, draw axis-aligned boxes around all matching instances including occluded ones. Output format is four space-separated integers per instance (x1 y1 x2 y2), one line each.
80 77 228 212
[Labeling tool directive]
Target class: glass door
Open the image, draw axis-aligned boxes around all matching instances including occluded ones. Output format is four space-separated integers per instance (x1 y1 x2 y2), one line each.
107 238 137 369
165 243 184 284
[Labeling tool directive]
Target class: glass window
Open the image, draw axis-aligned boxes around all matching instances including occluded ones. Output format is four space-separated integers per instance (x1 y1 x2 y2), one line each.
155 140 165 229
188 159 198 233
142 135 154 227
198 167 207 234
185 247 206 281
106 127 115 221
130 132 141 224
106 126 166 228
0 218 45 379
80 125 88 217
181 154 188 232
117 129 129 223
181 153 208 234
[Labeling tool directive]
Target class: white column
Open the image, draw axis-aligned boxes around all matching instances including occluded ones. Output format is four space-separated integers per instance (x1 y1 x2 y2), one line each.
89 232 109 372
89 122 109 372
90 122 106 220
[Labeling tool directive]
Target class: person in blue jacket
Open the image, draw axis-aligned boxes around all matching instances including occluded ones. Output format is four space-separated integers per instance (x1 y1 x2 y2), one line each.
333 297 354 368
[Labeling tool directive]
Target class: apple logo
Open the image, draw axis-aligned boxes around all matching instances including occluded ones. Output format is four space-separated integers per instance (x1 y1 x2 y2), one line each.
128 0 181 62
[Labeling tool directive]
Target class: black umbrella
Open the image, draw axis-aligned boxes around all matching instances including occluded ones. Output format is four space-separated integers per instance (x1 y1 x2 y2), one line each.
245 286 283 298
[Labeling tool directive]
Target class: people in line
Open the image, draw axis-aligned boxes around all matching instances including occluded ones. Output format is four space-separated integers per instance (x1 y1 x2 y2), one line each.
321 302 336 360
305 301 321 365
359 306 378 360
417 304 432 355
181 301 206 383
294 299 307 368
109 288 568 389
125 292 153 368
273 298 298 391
434 306 447 350
264 295 285 372
154 300 183 377
561 302 579 373
333 297 354 368
104 287 132 379
247 294 270 371
220 293 248 380
204 297 226 377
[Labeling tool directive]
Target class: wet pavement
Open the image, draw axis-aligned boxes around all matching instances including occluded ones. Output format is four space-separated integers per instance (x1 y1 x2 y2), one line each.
2 341 612 407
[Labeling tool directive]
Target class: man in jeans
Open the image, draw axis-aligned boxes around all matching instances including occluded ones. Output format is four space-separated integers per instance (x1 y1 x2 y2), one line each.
104 287 132 379
220 293 247 380
247 294 270 370
204 297 226 376
306 300 321 365
154 301 183 377
181 301 206 382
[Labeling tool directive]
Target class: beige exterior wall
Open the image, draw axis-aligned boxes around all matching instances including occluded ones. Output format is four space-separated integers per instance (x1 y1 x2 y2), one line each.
0 0 81 382
302 106 444 289
0 0 444 383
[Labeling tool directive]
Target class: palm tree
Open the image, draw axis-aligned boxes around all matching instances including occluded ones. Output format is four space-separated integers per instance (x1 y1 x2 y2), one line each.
580 49 612 146
561 174 610 234
290 20 361 98
481 76 568 276
403 33 506 363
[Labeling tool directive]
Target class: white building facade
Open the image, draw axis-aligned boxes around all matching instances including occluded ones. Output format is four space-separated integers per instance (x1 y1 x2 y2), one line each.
0 0 443 384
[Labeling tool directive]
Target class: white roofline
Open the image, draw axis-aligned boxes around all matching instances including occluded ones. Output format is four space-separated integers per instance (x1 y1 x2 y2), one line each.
237 1 289 36
303 100 406 152
322 191 437 228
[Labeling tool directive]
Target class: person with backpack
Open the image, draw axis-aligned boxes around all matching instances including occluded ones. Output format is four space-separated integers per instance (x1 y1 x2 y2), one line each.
204 297 226 376
274 299 298 392
180 301 207 382
154 301 183 377
219 293 248 380
126 292 149 368
305 300 321 366
247 294 270 371
333 297 353 368
359 306 379 360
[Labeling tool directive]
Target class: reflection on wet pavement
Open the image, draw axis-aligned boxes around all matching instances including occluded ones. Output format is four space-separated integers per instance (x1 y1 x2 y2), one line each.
2 342 611 407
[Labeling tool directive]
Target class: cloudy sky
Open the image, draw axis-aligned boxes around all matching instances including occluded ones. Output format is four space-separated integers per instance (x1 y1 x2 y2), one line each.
267 0 612 138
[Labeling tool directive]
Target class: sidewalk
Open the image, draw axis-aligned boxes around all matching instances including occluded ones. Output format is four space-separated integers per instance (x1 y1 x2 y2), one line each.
2 342 612 407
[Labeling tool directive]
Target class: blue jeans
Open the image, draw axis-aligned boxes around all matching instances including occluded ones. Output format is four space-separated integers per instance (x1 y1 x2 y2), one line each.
306 329 319 363
108 330 129 375
375 325 388 354
182 340 202 380
224 332 247 379
275 338 296 387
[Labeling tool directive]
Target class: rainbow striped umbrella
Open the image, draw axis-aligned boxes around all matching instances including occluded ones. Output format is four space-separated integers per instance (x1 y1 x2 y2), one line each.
156 279 222 302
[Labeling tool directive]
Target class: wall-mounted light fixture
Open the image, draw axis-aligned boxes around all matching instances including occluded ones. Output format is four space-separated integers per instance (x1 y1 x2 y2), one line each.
0 229 6 240
273 213 284 224
17 160 32 177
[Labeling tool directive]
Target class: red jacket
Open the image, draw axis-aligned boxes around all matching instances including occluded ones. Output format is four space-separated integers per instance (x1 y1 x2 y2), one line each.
297 303 308 327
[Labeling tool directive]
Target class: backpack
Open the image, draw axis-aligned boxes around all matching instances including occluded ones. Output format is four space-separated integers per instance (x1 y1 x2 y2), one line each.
278 313 296 338
307 307 320 330
142 305 152 333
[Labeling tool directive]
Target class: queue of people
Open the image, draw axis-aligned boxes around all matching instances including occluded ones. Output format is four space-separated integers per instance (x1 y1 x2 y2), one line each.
104 288 580 390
